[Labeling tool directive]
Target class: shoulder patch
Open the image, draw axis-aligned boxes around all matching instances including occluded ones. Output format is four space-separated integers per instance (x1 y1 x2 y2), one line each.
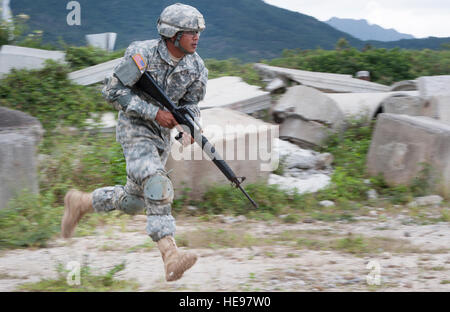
132 54 147 72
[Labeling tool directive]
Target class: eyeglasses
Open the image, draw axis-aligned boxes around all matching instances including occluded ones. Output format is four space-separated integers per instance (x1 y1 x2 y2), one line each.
183 31 200 37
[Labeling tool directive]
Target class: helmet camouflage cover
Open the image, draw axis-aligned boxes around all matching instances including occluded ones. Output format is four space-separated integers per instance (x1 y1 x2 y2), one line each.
157 3 206 38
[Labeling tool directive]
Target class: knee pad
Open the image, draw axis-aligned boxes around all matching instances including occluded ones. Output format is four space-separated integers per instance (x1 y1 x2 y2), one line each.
118 194 145 215
144 172 174 205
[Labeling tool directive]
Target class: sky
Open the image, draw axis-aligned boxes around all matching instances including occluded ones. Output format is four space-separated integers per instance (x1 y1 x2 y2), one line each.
263 0 450 38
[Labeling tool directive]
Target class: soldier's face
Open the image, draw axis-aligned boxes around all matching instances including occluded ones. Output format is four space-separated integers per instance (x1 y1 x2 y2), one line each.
179 31 200 54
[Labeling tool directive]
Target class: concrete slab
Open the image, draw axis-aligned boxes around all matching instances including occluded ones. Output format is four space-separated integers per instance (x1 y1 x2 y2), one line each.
418 75 450 98
254 63 389 93
328 91 419 118
390 80 417 91
0 45 66 77
68 57 122 86
198 76 271 114
367 114 450 199
273 85 344 126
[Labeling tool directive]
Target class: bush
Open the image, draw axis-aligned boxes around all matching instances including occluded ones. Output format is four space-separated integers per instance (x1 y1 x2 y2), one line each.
205 58 263 86
267 45 450 85
0 61 112 131
0 190 62 249
65 46 125 71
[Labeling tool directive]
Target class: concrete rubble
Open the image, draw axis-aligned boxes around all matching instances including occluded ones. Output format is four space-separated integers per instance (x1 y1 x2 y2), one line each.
267 139 332 195
256 64 450 196
0 107 44 210
254 63 390 93
166 108 279 200
273 84 423 148
0 45 66 78
366 113 450 199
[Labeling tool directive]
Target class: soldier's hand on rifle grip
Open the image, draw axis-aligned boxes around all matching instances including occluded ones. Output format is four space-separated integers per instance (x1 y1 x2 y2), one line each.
156 109 178 129
175 125 195 146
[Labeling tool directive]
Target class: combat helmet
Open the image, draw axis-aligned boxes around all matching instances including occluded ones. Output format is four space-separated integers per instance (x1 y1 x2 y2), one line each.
157 3 206 38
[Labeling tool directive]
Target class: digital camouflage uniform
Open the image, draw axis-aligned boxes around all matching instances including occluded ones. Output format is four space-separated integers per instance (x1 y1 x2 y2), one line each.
92 38 208 242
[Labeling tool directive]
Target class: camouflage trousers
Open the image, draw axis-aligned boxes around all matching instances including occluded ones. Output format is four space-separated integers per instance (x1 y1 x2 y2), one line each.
92 138 175 242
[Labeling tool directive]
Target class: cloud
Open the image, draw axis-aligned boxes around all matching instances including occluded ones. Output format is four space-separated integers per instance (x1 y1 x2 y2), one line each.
263 0 450 38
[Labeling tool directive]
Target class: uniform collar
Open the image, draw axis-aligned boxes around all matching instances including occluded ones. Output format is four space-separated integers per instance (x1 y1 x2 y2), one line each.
158 39 196 73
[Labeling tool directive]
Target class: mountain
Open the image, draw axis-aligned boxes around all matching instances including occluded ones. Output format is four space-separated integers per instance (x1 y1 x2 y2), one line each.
9 0 450 61
9 0 362 61
325 17 415 42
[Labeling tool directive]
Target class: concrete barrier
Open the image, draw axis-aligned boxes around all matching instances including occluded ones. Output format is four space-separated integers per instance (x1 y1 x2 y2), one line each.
0 107 44 210
380 93 426 116
367 113 450 199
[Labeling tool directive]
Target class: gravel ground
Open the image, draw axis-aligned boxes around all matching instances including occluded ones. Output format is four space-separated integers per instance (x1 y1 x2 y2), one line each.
0 214 449 292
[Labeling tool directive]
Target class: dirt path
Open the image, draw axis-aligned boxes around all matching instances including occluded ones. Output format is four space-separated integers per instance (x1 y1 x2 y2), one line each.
0 214 449 292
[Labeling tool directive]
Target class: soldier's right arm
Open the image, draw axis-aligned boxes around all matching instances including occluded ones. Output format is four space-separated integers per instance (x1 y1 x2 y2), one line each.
102 43 159 121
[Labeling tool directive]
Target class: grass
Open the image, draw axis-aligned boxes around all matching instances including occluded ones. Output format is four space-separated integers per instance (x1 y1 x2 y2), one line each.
0 85 448 253
18 262 139 292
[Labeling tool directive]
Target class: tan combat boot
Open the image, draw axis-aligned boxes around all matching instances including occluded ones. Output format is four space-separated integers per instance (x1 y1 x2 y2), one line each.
61 189 94 238
157 236 197 282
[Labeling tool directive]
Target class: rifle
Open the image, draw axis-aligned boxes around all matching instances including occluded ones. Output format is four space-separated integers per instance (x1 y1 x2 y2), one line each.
136 72 258 209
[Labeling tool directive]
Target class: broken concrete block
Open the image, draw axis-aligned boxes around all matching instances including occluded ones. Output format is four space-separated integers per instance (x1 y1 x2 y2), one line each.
328 91 419 119
268 173 331 195
254 63 389 93
68 57 122 86
0 45 66 77
367 114 450 199
280 117 331 149
198 76 271 114
274 85 344 148
390 80 417 91
418 75 450 97
265 76 289 92
0 107 44 210
273 85 344 126
381 93 427 116
166 108 278 200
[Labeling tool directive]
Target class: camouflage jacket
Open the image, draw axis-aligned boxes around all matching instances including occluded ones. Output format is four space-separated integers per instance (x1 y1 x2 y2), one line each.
102 38 208 152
